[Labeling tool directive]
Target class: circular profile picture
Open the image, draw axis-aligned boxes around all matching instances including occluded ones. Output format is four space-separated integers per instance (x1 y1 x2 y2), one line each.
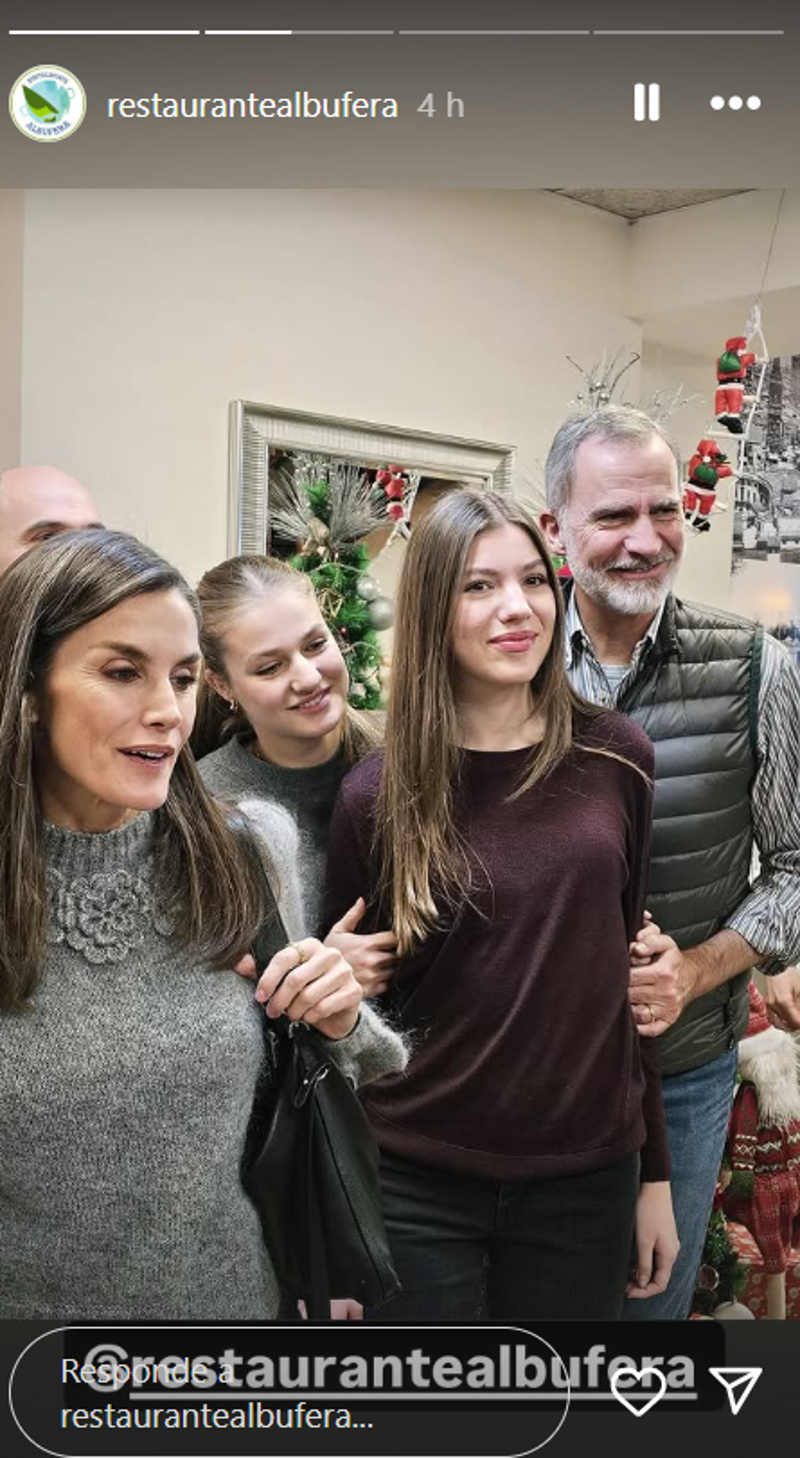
9 64 86 142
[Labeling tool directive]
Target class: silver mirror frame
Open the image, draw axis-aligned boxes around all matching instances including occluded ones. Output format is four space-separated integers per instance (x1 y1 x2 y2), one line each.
228 401 516 555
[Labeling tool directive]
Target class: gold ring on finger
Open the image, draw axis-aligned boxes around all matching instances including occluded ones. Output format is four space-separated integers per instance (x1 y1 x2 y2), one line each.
290 942 308 967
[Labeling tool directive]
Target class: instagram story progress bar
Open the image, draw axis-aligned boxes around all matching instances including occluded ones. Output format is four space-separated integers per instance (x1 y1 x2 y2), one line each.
6 26 787 37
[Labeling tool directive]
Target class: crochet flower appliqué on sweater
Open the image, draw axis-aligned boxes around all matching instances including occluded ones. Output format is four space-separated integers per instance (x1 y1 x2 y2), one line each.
47 867 173 964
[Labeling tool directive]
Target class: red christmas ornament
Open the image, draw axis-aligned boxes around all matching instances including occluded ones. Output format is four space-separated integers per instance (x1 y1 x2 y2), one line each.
386 502 405 522
384 479 405 499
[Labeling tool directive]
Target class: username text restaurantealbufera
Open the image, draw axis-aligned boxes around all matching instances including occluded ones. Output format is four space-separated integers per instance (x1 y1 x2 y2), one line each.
108 92 399 119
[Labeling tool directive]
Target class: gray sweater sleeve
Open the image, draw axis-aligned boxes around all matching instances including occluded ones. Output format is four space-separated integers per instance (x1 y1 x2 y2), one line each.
323 1000 408 1087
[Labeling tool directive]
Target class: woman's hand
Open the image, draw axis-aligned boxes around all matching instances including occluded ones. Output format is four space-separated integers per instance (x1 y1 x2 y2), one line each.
298 1299 364 1320
328 1299 363 1320
763 965 800 1031
254 937 362 1042
325 897 398 997
626 1181 680 1299
629 911 659 968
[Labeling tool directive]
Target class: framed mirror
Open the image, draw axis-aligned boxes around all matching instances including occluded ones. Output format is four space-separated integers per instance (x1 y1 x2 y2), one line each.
228 401 516 557
228 402 516 700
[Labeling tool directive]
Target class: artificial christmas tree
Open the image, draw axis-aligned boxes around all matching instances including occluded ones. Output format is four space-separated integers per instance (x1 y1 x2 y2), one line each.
267 455 412 709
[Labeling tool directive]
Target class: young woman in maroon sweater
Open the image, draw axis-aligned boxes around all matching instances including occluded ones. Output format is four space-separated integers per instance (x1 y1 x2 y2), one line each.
325 489 678 1321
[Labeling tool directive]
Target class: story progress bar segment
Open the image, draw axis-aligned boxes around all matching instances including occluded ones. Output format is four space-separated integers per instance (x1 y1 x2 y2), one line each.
8 29 786 37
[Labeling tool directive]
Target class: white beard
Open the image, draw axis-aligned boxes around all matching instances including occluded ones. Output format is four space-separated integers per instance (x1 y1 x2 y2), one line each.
561 531 681 617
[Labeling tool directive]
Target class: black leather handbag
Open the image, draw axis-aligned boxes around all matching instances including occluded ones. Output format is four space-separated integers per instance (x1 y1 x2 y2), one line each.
242 1012 401 1319
233 820 400 1321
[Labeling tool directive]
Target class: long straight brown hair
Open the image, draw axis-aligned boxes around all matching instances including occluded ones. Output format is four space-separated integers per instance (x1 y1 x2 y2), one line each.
376 489 610 954
0 529 272 1013
192 554 381 764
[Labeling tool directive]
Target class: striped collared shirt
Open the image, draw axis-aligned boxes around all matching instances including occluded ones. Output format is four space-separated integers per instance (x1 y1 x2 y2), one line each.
563 590 800 973
564 591 666 707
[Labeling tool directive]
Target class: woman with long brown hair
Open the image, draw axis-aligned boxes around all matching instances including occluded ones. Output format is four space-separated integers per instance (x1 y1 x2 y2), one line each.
0 528 403 1321
325 489 678 1321
193 554 397 995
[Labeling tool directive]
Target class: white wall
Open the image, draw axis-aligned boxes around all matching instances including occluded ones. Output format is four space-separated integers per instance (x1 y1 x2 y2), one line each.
19 189 637 587
630 190 800 318
17 186 800 610
0 191 24 467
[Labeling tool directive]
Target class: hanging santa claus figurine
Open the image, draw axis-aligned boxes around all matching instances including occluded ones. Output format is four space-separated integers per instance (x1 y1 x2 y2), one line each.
683 439 734 532
715 336 757 434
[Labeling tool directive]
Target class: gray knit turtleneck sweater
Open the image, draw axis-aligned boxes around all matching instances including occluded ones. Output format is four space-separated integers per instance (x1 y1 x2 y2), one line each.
1 812 405 1321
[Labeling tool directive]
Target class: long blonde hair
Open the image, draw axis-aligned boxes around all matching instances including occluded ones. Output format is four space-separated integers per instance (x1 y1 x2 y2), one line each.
192 554 381 763
376 489 613 954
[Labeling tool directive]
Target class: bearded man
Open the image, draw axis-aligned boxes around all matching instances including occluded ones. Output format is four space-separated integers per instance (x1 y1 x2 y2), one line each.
541 405 800 1319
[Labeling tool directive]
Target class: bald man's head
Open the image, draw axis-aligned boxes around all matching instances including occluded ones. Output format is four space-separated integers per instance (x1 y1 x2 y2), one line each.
0 465 102 574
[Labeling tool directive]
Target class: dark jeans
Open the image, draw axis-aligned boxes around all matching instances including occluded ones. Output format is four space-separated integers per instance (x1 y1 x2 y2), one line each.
370 1149 640 1322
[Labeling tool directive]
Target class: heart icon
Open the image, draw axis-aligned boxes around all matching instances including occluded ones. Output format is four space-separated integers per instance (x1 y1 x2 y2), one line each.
610 1364 667 1417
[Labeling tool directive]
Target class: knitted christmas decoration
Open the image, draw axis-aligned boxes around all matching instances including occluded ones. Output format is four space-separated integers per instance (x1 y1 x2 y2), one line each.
722 982 800 1275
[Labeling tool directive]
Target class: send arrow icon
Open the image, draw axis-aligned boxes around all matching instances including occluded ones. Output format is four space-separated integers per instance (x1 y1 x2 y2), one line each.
709 1367 763 1415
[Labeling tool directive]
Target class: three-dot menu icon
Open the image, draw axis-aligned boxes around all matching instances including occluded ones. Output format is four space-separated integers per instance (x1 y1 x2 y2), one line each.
711 95 761 110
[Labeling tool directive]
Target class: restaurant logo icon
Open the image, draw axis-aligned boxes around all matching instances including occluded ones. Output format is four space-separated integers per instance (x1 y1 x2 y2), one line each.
9 65 86 142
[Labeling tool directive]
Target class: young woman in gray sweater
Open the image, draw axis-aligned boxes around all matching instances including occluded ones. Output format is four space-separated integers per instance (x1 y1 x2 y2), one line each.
193 555 397 996
0 529 404 1322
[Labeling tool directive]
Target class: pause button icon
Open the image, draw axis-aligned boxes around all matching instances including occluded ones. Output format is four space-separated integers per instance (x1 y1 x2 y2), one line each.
634 83 660 121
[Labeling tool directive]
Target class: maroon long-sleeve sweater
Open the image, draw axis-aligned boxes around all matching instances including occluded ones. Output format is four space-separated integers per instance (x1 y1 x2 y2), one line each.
324 711 669 1184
